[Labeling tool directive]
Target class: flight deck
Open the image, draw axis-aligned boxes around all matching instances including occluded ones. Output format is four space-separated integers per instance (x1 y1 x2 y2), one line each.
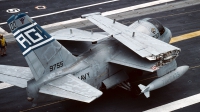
0 0 200 111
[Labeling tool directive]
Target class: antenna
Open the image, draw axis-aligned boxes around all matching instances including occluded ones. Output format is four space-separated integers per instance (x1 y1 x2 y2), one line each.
132 32 135 37
70 29 72 34
113 19 116 24
91 30 93 35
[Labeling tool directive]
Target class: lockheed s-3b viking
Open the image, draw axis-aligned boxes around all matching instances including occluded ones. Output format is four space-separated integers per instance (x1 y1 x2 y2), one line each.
0 12 188 105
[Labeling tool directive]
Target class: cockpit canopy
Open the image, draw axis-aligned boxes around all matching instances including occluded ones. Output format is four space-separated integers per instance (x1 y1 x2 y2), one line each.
129 18 166 38
129 18 171 43
147 18 165 35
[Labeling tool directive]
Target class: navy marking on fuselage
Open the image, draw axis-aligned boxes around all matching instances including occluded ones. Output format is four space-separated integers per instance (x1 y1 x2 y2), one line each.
78 72 90 80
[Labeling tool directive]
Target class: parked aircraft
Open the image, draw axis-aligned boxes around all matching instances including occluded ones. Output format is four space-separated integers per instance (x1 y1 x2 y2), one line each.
0 12 188 105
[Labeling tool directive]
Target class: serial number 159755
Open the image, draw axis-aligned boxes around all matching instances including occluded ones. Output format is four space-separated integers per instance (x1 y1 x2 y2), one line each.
50 61 63 72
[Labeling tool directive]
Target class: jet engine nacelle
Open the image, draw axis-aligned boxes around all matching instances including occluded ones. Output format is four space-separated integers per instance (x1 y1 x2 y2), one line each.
129 18 172 43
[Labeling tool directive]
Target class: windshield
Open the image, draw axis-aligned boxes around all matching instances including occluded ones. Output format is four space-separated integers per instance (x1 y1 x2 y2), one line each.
147 19 165 35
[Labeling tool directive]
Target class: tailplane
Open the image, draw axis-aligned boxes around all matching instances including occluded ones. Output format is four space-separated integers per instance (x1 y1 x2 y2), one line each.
7 13 77 80
138 84 150 98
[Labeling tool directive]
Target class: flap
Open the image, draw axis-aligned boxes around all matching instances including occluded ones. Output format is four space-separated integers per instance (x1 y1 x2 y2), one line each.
109 47 159 72
83 13 180 60
0 65 33 88
51 28 109 42
39 74 102 103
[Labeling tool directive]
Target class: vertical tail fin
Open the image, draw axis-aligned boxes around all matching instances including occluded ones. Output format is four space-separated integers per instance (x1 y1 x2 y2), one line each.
138 84 150 98
7 13 77 80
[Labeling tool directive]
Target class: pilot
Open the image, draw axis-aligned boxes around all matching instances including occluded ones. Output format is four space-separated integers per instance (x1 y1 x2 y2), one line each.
0 34 7 56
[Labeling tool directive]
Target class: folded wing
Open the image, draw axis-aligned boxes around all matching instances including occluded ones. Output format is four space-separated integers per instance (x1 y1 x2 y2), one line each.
0 65 33 88
51 28 109 42
110 46 158 72
39 74 102 103
51 28 110 56
82 12 180 61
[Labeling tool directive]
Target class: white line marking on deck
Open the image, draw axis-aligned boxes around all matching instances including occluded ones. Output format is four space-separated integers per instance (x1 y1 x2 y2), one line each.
143 93 200 112
32 0 119 18
0 0 119 25
0 0 174 26
102 0 175 16
43 0 175 29
0 27 8 34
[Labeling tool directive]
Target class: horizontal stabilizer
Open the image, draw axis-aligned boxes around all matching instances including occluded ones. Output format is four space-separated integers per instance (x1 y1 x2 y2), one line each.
51 28 109 42
39 74 102 103
0 65 33 88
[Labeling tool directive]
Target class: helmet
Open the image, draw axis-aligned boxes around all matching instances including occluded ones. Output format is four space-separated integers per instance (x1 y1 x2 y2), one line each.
0 34 3 37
